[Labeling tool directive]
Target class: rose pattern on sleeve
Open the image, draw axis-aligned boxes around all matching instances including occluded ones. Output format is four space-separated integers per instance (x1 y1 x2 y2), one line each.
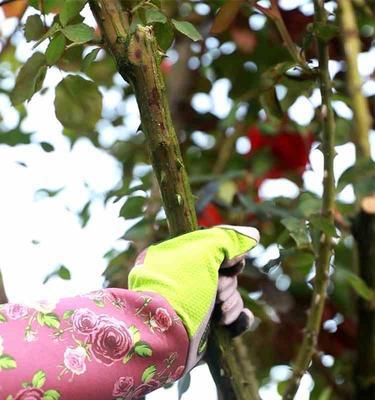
58 307 156 380
0 336 17 371
135 296 181 334
5 370 61 400
0 289 188 399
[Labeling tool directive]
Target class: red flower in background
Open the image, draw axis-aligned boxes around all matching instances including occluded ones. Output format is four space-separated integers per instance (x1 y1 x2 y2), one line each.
246 126 314 185
198 203 223 227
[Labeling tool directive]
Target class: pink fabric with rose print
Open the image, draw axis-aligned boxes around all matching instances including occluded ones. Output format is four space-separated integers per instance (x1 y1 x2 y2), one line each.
0 288 188 400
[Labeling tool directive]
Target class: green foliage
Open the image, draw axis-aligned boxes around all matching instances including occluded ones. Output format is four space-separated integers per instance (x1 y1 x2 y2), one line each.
24 15 45 42
54 75 102 131
10 52 47 105
60 0 88 27
61 23 95 44
171 19 202 42
46 34 66 65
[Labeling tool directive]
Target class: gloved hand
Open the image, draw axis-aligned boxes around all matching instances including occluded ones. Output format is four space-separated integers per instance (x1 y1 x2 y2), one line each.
129 225 259 371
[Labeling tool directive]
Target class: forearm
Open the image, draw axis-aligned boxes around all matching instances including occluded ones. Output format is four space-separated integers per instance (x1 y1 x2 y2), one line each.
0 288 188 400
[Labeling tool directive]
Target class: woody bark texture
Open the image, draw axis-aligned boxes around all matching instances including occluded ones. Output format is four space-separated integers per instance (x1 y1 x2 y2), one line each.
89 1 258 399
352 196 375 400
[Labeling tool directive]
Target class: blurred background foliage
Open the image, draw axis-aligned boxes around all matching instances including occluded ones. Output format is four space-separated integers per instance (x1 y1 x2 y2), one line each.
0 0 375 399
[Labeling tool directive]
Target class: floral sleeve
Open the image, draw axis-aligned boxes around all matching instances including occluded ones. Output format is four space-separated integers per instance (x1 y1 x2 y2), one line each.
0 288 188 400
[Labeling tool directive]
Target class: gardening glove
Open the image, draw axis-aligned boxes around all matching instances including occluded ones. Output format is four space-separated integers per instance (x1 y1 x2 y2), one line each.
129 224 260 372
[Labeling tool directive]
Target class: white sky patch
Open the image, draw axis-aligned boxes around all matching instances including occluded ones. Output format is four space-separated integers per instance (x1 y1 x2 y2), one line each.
258 179 300 200
288 96 315 126
210 78 233 118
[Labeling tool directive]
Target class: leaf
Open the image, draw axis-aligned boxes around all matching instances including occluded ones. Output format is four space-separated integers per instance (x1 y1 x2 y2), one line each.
337 159 375 197
62 310 74 319
40 142 55 152
120 196 146 219
145 8 167 24
171 20 202 42
339 270 375 303
217 181 237 205
39 313 61 329
178 372 191 399
62 23 95 44
43 265 71 284
123 218 153 241
33 23 61 49
43 390 61 400
10 52 47 105
154 22 175 51
54 75 102 132
0 355 17 370
309 214 337 237
60 0 88 27
46 33 66 65
0 312 7 323
141 365 156 383
82 48 100 72
134 342 153 357
210 1 244 34
129 325 141 343
281 217 310 248
123 349 134 364
32 370 46 388
313 22 339 42
24 15 45 42
260 87 284 122
318 387 332 400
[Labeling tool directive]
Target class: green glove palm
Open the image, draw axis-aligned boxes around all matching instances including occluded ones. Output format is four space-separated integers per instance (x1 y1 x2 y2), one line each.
129 225 259 370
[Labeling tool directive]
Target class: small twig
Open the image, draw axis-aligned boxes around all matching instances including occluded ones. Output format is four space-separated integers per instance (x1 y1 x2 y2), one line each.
338 0 372 162
283 1 336 398
252 0 308 68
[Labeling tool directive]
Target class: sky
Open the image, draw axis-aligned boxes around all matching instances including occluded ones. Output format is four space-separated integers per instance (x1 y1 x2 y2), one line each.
0 1 374 399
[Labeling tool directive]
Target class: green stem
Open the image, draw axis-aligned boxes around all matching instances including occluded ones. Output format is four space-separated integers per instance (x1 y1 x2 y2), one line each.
338 0 372 161
89 1 259 399
253 0 308 68
283 1 336 398
0 269 8 304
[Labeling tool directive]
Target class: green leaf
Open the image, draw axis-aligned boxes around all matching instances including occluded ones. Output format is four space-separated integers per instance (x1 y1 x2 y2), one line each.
38 313 61 329
309 214 337 237
0 355 17 370
134 342 153 357
62 310 74 320
337 159 375 197
24 15 45 42
154 22 174 51
46 33 66 65
123 349 134 364
260 87 284 122
43 389 61 400
43 265 71 284
339 270 375 303
129 325 141 342
6 395 13 400
10 52 47 105
318 387 332 400
62 23 95 44
32 370 46 388
314 22 339 42
120 196 146 219
281 217 310 248
40 142 55 152
0 312 7 323
82 48 100 72
178 372 191 399
60 0 88 27
33 23 61 49
54 75 102 132
172 19 202 41
123 218 153 241
145 8 167 24
141 365 156 383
